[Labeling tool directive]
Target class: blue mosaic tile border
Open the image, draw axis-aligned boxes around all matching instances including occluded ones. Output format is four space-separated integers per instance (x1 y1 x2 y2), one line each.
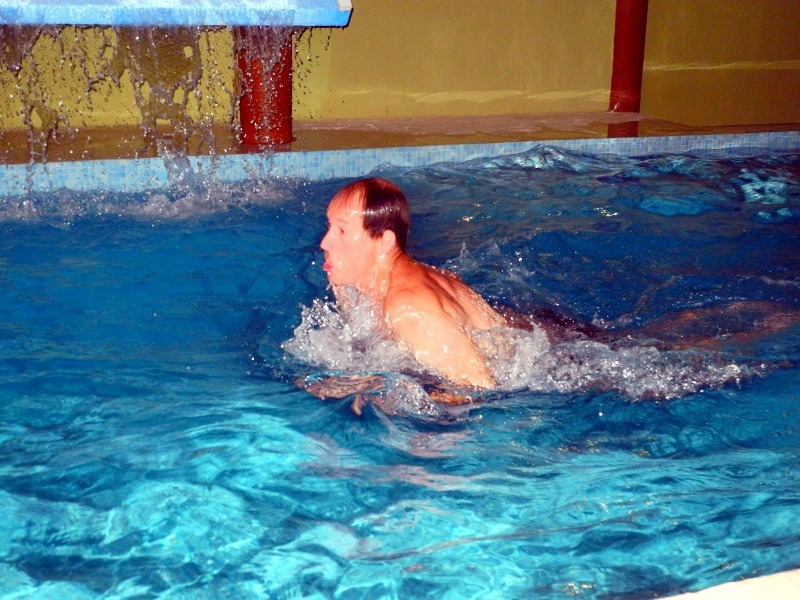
0 0 352 27
2 130 798 197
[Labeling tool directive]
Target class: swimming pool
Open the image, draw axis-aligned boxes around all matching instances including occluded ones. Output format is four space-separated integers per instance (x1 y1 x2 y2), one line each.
1 142 799 597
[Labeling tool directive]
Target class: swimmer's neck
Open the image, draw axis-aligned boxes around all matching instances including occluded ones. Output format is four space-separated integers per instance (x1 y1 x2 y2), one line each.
356 247 409 304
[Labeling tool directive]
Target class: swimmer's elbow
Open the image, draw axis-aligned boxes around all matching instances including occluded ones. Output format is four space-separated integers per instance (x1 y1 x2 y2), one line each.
412 348 495 390
448 365 496 390
470 372 497 390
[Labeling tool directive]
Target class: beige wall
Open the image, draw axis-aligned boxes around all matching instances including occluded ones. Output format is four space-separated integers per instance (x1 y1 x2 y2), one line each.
0 0 798 134
0 27 236 130
0 1 617 132
642 0 800 126
294 0 616 120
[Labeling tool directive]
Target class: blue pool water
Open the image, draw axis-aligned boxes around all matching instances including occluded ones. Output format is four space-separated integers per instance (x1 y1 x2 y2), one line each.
1 146 799 598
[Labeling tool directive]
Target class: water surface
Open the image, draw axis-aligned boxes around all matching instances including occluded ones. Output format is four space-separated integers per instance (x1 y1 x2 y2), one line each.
1 146 799 598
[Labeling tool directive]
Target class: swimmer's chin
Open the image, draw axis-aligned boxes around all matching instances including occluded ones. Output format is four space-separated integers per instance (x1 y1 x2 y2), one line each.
323 269 337 284
322 263 343 285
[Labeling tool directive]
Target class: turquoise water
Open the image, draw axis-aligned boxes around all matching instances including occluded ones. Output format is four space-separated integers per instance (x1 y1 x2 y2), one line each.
1 147 799 598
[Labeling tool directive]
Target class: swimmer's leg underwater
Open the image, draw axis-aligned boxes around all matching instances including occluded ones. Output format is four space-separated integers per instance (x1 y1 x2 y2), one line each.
504 300 800 350
633 300 800 350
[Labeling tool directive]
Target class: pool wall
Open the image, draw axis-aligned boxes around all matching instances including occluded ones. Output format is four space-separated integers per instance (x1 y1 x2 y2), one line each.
2 130 799 198
2 2 798 133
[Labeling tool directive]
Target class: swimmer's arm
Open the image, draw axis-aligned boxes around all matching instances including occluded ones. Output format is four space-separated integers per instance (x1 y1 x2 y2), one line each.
384 291 495 390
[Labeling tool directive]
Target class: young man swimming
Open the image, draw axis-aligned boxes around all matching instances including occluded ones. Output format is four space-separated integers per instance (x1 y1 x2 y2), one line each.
319 177 507 393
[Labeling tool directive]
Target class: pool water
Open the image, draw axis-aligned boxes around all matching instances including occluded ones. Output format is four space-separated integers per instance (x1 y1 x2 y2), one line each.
1 146 799 598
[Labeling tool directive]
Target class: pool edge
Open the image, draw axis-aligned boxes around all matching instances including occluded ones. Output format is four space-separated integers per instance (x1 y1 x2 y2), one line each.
2 130 799 197
662 568 800 600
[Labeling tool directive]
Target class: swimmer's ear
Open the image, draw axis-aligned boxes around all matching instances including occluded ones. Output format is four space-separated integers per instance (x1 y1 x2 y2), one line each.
379 229 397 252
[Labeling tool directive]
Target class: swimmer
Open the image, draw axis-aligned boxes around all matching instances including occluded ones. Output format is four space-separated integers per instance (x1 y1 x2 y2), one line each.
318 177 507 395
302 177 800 410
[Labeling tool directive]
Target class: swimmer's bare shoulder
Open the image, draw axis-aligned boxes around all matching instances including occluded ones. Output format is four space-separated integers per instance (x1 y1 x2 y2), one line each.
393 259 504 325
383 262 497 389
423 264 508 330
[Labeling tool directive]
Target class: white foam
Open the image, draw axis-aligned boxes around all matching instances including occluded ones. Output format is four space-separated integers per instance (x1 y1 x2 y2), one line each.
284 290 750 401
0 176 298 223
492 331 748 399
283 289 419 376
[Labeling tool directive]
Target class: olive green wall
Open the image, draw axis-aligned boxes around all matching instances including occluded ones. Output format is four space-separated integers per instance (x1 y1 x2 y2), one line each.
0 0 798 133
0 0 618 131
642 0 800 126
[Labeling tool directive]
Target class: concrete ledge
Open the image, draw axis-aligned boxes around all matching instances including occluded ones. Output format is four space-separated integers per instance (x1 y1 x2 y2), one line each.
665 569 800 600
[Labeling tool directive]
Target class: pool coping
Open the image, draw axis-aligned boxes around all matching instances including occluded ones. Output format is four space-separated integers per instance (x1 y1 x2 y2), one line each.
1 129 799 197
662 568 800 600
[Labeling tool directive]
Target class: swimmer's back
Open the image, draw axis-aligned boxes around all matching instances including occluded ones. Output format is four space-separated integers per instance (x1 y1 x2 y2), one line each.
391 258 507 331
383 256 505 388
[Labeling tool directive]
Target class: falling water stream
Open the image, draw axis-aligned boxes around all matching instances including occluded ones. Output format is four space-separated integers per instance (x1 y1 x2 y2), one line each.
0 22 294 163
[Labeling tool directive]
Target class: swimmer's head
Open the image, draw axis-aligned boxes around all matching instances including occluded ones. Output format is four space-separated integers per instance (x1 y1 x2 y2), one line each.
322 178 411 289
330 178 410 252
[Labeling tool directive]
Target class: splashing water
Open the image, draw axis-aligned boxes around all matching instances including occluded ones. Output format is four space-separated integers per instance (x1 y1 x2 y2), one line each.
283 288 418 376
0 22 296 163
284 286 753 410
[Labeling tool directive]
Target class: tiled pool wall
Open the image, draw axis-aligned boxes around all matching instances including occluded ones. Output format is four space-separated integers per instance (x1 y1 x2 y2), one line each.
2 130 799 197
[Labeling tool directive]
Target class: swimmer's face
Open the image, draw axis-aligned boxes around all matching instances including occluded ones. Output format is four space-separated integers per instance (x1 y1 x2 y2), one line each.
320 191 381 288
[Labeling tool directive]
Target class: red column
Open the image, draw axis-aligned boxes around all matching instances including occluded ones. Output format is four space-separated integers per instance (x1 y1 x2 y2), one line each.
235 27 294 147
608 0 649 113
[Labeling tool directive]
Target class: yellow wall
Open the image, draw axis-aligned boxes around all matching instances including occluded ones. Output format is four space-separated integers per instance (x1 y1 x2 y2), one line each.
0 1 617 132
642 0 800 126
294 0 616 120
0 26 235 130
1 0 799 135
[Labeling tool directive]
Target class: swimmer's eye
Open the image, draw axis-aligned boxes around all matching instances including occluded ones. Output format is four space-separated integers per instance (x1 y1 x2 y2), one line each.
325 221 345 235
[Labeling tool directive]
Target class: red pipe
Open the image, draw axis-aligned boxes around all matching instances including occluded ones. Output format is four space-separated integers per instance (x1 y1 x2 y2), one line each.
608 0 649 113
235 27 294 147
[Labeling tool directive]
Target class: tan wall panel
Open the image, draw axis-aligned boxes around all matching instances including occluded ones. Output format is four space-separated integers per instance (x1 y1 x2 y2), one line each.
1 1 798 132
642 0 800 126
294 0 616 120
1 1 617 130
0 27 235 130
